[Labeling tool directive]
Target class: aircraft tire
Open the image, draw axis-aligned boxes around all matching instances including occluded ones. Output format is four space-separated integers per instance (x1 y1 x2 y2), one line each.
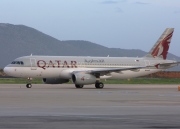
75 84 84 88
26 83 32 88
95 82 104 89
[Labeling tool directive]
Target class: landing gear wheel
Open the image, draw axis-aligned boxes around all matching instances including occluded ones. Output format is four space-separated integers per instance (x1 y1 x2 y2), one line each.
75 85 84 88
95 82 104 89
26 83 32 88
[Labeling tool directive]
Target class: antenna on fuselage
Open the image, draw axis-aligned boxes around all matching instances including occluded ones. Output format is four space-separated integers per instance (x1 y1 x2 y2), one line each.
30 53 33 56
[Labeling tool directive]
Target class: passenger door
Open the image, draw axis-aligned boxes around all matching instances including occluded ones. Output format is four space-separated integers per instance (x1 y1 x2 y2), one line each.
30 58 37 70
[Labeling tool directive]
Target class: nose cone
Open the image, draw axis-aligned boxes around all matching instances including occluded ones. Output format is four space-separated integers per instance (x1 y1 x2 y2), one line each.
3 66 10 75
3 66 22 78
3 65 14 76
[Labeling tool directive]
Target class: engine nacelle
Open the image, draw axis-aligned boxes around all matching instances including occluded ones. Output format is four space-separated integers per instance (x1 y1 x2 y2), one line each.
43 78 69 84
72 73 96 85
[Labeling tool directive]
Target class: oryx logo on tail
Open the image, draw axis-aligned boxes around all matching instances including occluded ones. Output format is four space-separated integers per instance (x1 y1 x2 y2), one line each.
145 28 174 60
151 31 173 59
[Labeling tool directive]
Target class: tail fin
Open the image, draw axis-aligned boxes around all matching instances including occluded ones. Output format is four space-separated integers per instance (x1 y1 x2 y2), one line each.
145 28 174 60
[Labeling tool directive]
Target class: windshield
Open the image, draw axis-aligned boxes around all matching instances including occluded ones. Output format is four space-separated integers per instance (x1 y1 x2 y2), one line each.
11 61 24 65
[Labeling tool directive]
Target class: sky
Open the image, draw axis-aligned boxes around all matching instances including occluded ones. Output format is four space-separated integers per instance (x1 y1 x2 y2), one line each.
0 0 180 57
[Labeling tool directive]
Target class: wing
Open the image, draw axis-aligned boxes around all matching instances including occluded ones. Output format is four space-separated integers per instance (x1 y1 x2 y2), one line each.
73 66 146 76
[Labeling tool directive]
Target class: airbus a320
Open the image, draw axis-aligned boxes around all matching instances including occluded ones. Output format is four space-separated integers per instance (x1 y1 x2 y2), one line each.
4 28 179 88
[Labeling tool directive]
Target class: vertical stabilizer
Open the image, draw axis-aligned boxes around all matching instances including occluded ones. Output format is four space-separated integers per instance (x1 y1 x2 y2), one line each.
145 28 174 60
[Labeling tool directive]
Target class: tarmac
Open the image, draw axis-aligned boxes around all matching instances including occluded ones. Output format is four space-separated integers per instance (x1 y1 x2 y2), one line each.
0 84 180 129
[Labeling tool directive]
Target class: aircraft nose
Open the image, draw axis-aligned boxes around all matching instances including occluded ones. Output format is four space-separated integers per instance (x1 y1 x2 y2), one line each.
3 66 22 78
3 66 11 76
3 67 8 75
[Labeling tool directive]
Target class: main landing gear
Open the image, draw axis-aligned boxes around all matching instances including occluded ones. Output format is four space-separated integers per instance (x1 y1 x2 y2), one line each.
95 76 104 88
95 82 104 89
75 84 84 88
26 77 32 88
74 82 104 89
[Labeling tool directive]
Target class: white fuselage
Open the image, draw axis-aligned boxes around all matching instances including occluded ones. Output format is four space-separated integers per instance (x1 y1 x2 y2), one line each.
4 56 175 80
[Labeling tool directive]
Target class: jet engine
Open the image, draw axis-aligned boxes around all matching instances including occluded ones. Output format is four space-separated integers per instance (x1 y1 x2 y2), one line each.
43 78 69 84
72 73 96 85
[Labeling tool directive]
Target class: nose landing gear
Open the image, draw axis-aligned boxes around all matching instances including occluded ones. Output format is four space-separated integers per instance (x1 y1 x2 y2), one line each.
26 83 32 88
26 77 33 88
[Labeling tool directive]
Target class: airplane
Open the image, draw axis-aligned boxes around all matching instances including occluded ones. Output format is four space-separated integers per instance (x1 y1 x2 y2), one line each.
3 28 179 89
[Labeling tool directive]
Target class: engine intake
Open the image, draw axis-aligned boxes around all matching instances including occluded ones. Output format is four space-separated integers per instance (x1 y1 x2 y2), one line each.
43 78 69 84
72 73 96 85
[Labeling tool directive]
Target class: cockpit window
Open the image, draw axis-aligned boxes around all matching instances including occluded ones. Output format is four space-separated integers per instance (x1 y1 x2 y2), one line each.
11 61 24 65
11 61 15 64
20 61 24 65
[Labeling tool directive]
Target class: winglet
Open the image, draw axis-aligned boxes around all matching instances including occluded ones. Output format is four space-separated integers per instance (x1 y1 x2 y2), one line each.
145 28 174 60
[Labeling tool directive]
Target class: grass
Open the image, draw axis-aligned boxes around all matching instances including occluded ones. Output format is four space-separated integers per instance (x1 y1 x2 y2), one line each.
0 78 41 84
0 78 180 84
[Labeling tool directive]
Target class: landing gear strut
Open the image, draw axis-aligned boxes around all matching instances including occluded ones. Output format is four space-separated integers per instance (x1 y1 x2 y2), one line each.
95 82 104 89
26 77 33 88
95 75 104 89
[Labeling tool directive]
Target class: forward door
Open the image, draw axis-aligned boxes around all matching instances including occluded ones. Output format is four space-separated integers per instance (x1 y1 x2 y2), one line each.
30 58 37 70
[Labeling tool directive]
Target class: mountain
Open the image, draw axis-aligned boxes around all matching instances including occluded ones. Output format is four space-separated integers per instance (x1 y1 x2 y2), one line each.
0 23 180 70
